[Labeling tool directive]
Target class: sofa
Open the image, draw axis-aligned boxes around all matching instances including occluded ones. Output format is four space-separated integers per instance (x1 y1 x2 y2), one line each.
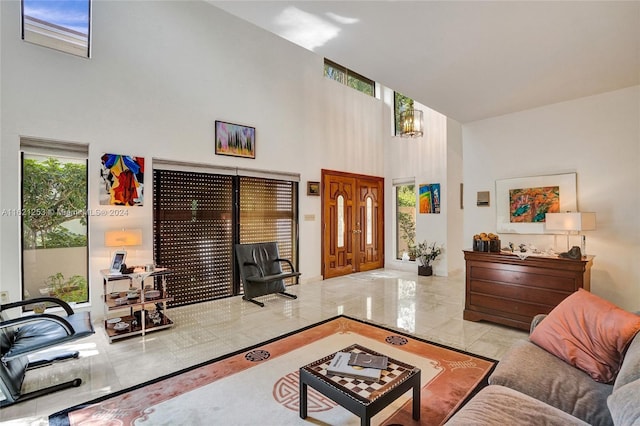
446 290 640 426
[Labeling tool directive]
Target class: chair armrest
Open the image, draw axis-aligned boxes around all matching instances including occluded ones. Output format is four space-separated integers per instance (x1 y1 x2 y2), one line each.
530 314 547 335
0 314 76 335
1 297 75 316
273 258 296 273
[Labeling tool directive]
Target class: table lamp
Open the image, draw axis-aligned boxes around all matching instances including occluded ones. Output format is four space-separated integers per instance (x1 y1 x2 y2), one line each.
545 212 596 254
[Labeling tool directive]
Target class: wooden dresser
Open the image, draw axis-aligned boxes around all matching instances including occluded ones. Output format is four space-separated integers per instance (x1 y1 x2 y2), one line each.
463 250 594 331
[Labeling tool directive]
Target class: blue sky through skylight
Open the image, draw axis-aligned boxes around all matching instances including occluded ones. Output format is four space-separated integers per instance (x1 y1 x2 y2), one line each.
23 0 89 34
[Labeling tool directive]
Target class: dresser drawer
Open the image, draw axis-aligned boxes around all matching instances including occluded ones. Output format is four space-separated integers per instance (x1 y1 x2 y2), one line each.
468 293 556 320
469 280 572 307
469 263 578 292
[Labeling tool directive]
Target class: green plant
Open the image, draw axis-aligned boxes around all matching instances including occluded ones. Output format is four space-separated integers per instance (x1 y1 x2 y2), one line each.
398 212 416 254
414 241 444 267
45 272 87 303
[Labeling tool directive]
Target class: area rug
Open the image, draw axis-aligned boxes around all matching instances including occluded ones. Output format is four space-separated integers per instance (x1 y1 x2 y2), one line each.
50 316 496 426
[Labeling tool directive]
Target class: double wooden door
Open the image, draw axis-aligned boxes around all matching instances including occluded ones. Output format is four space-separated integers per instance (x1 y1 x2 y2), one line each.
322 170 384 279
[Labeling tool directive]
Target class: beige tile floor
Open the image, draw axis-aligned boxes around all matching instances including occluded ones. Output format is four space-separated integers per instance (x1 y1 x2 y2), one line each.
0 269 527 425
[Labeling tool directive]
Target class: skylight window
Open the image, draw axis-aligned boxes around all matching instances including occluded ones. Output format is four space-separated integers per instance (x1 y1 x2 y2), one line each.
21 0 91 58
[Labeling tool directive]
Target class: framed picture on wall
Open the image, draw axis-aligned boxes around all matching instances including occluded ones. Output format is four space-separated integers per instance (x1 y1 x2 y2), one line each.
215 120 256 159
496 172 577 234
419 183 441 214
100 153 144 206
307 181 320 196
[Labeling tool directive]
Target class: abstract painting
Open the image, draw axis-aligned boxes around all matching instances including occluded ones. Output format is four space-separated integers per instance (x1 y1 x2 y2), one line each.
215 121 255 159
419 183 441 214
100 154 144 206
509 186 559 223
496 173 576 234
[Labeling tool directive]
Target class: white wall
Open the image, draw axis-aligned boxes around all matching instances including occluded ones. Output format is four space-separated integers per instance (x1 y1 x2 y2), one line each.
463 86 640 310
446 118 464 276
0 0 386 317
384 93 450 276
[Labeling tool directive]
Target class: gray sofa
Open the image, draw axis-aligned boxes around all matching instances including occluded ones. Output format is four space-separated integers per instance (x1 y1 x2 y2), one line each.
446 315 640 426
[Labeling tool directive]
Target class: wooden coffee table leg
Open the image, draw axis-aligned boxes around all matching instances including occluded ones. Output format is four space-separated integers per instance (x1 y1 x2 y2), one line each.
299 375 308 419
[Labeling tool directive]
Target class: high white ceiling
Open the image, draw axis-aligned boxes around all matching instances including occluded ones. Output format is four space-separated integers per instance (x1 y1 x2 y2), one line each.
210 1 640 123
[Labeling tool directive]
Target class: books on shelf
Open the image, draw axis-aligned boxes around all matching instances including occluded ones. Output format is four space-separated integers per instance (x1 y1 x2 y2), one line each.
326 352 383 381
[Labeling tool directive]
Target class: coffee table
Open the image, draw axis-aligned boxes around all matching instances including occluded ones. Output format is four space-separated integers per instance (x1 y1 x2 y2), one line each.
299 344 421 426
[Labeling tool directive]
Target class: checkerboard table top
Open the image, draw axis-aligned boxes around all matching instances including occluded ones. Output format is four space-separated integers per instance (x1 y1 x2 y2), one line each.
300 344 420 404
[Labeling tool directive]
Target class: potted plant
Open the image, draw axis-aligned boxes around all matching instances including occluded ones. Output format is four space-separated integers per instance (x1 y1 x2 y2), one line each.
414 241 444 276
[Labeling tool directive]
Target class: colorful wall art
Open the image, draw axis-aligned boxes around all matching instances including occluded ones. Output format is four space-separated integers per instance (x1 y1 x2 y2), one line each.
419 183 441 214
495 173 577 234
100 154 144 206
215 120 256 158
508 186 559 223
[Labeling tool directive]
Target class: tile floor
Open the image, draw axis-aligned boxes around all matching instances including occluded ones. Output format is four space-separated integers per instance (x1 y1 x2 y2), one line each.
0 269 528 425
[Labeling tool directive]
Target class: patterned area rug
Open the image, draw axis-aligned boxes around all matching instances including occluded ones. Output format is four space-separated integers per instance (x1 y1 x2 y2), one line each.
50 316 495 426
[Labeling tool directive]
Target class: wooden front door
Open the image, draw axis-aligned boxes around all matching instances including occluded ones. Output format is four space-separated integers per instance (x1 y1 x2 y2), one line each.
322 170 384 279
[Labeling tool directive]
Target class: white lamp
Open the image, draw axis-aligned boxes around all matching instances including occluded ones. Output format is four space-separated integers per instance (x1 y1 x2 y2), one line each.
545 212 596 254
105 229 142 249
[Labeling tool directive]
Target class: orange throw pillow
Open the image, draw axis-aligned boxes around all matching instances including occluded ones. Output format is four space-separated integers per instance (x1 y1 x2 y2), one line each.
530 289 640 383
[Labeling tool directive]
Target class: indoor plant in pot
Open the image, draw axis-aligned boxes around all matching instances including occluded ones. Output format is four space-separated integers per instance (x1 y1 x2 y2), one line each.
415 241 444 276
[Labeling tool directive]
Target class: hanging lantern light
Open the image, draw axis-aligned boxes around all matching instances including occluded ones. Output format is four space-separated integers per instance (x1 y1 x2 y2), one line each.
399 109 424 138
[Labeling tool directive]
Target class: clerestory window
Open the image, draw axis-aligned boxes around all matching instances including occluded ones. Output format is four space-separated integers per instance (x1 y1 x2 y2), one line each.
394 92 415 136
324 59 375 97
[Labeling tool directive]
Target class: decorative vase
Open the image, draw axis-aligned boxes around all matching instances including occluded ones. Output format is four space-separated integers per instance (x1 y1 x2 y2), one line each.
418 265 433 276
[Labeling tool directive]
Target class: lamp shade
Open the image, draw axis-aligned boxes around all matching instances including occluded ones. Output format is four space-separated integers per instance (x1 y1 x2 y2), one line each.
545 212 596 232
105 229 142 247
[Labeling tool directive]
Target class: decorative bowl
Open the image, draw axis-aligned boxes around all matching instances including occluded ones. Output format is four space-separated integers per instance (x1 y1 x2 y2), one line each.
106 317 121 328
113 322 128 331
109 292 120 299
144 290 161 299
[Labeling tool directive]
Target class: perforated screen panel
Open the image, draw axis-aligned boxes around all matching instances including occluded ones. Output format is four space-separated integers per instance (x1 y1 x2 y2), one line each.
153 170 299 307
154 169 234 306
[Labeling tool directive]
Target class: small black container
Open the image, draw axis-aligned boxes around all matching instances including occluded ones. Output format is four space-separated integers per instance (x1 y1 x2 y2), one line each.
473 239 501 252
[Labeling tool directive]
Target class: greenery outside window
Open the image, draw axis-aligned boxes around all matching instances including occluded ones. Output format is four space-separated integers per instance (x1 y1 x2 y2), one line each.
22 0 91 58
324 59 375 97
396 183 416 260
394 92 414 136
21 141 89 306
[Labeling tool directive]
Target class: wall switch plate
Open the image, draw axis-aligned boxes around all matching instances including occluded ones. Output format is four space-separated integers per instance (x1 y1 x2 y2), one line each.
0 291 8 303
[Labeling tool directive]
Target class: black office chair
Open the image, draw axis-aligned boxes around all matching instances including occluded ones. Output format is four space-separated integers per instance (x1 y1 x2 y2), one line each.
0 297 94 407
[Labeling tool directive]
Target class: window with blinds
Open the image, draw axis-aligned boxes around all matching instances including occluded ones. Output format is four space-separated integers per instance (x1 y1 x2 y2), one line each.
239 176 298 280
153 169 298 307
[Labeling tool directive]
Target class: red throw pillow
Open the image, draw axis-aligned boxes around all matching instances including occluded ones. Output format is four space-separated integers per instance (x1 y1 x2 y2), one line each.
530 289 640 383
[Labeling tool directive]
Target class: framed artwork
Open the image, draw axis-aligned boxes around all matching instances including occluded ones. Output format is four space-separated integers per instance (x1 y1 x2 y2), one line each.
215 120 255 159
100 153 144 206
307 181 320 196
419 183 441 214
496 172 577 234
